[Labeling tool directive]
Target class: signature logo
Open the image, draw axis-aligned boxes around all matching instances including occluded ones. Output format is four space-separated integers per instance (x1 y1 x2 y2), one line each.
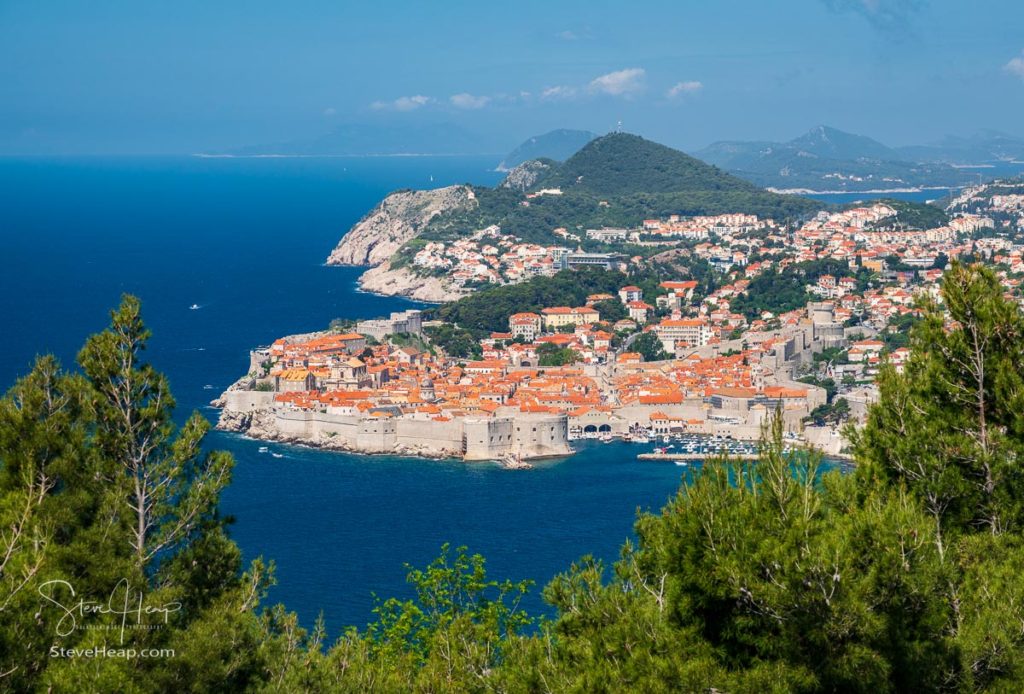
38 579 182 643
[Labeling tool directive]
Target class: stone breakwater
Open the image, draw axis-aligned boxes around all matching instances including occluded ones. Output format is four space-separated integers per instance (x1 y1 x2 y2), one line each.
214 390 573 462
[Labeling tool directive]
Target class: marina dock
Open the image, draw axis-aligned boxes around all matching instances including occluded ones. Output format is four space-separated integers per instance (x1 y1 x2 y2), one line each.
637 452 760 462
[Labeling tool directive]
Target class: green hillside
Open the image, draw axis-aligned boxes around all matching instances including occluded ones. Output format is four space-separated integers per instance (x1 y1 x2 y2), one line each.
866 199 949 230
393 133 820 262
536 132 761 196
695 126 973 192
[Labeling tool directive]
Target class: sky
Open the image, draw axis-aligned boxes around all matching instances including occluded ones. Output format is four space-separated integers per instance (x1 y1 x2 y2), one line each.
1 0 1023 154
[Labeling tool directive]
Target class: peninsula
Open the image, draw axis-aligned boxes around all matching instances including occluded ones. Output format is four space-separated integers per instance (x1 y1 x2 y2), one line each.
216 132 1024 463
325 133 820 301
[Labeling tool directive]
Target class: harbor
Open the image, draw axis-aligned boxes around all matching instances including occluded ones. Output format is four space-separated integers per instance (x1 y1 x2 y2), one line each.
638 451 759 462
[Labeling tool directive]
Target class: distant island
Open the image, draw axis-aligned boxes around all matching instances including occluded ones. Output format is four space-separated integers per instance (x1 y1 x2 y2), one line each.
695 125 979 193
496 129 598 171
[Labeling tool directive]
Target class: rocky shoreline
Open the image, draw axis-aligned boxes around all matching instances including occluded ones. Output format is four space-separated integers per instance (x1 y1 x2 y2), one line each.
324 184 477 301
356 263 466 302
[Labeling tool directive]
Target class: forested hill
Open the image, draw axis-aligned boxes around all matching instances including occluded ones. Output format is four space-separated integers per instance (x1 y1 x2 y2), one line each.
535 132 762 196
395 133 821 256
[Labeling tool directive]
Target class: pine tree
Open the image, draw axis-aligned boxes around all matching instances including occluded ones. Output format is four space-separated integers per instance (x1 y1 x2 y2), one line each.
853 262 1024 539
77 295 234 573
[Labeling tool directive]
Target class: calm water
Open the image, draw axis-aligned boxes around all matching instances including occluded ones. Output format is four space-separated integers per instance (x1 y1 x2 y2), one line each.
804 163 1024 206
804 189 952 205
0 155 695 634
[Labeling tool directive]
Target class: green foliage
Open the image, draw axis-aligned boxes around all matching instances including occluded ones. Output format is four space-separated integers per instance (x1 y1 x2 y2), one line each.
592 298 627 323
384 332 428 352
868 199 949 230
363 545 532 686
631 331 670 361
799 374 837 402
424 323 481 359
328 317 357 332
730 267 811 319
805 397 850 425
435 262 698 335
813 345 849 365
853 262 1024 537
435 267 630 334
537 343 580 366
77 295 234 571
620 415 953 692
731 258 860 320
881 312 920 352
537 132 762 196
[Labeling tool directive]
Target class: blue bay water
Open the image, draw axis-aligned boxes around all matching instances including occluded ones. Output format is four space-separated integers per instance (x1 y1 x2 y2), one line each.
803 189 952 205
0 155 692 635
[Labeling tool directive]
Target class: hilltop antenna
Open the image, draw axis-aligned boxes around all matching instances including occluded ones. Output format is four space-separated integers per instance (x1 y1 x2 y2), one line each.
616 120 622 133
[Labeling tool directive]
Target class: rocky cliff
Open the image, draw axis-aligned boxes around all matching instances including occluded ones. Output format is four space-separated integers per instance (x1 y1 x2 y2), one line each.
326 185 476 266
499 160 550 192
358 263 467 303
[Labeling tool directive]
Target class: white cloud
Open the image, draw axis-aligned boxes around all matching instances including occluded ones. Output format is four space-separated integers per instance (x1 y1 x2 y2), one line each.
556 30 578 41
1005 52 1024 80
322 107 337 116
449 93 491 109
588 68 646 97
666 81 703 98
370 95 432 111
540 85 578 100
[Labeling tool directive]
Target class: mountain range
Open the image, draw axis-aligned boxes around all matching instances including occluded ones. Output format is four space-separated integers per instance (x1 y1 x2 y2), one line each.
694 126 978 192
215 122 1024 192
896 130 1024 164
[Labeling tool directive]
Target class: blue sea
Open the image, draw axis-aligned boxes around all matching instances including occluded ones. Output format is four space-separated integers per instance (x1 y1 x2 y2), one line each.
0 155 699 635
803 189 953 205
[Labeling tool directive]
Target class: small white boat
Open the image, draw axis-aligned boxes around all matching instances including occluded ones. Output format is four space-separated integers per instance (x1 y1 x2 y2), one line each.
675 461 689 467
189 304 201 310
203 384 214 390
257 446 269 453
271 452 284 459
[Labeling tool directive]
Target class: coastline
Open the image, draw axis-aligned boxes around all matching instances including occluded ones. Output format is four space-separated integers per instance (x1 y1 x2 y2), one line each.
768 185 959 195
214 410 850 466
193 152 503 159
